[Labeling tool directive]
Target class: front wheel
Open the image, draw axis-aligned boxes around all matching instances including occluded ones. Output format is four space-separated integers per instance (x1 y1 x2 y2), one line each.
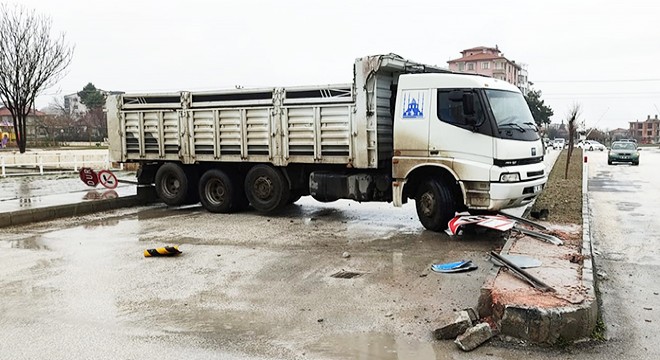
415 179 457 232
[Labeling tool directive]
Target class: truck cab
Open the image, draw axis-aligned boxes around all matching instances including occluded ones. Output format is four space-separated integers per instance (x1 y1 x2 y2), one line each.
391 74 546 230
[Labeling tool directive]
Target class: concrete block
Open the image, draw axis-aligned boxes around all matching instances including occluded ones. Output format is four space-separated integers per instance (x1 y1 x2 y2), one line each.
52 205 76 218
137 185 158 204
0 213 11 228
433 311 473 340
10 209 34 227
454 323 493 351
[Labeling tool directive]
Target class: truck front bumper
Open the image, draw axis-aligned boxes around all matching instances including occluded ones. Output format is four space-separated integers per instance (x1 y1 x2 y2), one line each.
467 177 547 210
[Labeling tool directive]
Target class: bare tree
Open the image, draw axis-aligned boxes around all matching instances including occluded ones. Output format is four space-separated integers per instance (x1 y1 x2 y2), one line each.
29 96 77 146
80 107 107 142
0 4 73 153
565 103 581 179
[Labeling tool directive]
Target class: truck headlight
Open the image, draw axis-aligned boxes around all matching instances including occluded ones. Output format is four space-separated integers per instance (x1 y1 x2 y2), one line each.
500 173 520 182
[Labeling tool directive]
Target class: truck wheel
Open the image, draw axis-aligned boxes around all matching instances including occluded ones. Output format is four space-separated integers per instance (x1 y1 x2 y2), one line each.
155 163 191 206
287 191 303 205
311 195 338 203
415 179 456 232
245 165 290 212
199 169 236 213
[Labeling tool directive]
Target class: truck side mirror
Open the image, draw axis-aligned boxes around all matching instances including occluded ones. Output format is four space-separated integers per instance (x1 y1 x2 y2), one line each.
462 93 475 116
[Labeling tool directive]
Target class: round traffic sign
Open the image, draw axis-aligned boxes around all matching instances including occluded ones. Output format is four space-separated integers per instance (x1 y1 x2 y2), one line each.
79 167 99 187
97 170 118 189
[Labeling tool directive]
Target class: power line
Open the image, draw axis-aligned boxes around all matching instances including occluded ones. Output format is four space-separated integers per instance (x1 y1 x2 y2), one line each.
535 78 660 83
544 91 660 96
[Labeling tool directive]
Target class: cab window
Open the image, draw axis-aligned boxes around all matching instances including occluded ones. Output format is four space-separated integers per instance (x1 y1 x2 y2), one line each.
436 90 484 127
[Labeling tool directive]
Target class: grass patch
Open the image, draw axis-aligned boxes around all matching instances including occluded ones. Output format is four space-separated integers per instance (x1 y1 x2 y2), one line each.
530 149 583 224
591 319 606 342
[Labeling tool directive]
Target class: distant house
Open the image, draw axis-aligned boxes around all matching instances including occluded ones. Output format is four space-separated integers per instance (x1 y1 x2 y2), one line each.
546 122 568 139
63 89 124 117
609 128 631 141
447 45 530 95
629 115 660 144
0 107 47 142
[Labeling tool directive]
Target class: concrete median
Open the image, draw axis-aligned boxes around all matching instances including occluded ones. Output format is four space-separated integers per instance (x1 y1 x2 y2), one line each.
477 156 597 345
0 185 158 228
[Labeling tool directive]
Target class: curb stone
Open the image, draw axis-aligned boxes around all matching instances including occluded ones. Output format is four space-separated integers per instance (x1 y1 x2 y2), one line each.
0 185 158 228
478 150 598 344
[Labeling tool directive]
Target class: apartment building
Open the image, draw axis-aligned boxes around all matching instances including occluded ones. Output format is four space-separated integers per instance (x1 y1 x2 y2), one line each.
629 115 660 144
447 46 529 95
63 89 124 118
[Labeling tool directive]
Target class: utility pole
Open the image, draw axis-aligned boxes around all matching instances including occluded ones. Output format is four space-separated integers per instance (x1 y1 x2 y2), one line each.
586 107 610 139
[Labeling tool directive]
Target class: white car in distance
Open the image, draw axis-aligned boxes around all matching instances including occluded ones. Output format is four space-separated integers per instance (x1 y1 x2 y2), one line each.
578 140 605 151
552 138 566 150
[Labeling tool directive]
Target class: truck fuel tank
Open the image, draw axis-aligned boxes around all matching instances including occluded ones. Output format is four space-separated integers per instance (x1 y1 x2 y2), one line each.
309 172 391 202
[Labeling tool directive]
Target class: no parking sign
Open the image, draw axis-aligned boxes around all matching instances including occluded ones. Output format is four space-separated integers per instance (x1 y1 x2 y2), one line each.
97 170 118 189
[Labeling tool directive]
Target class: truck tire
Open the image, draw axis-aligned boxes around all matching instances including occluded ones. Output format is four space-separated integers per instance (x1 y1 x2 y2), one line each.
155 163 192 206
415 179 456 232
244 165 290 212
287 191 303 205
199 169 237 213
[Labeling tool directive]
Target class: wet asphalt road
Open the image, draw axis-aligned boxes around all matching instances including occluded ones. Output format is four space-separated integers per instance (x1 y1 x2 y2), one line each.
1 147 658 359
586 147 660 358
1 197 510 359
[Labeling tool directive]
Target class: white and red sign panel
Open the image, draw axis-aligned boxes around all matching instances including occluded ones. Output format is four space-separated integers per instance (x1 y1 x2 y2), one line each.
97 170 118 189
446 215 516 235
79 168 99 187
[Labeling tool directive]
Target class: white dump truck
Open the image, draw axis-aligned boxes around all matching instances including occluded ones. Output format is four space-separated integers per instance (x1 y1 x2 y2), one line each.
106 54 546 231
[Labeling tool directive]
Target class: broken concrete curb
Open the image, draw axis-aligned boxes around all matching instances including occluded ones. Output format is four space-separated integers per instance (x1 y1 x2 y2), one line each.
455 323 493 351
477 154 598 345
433 311 473 340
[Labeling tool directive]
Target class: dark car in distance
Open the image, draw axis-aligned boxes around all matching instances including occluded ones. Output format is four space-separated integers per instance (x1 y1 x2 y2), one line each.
608 141 640 165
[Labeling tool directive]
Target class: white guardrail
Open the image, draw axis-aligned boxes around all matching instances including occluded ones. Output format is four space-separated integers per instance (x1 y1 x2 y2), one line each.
0 150 123 177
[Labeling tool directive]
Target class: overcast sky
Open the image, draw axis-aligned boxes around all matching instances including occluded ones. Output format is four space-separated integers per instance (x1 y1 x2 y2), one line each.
17 0 660 130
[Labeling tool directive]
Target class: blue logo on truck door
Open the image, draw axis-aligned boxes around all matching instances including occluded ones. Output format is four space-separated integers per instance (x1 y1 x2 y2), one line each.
402 92 425 119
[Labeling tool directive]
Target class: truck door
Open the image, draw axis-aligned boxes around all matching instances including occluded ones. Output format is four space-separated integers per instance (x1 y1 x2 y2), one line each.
428 89 494 180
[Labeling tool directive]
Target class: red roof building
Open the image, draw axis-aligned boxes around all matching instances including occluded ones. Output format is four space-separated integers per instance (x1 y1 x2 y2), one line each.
447 46 528 94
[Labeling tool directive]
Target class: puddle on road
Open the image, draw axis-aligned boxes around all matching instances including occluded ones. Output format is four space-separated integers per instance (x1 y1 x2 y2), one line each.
307 332 442 360
616 201 641 212
0 234 49 250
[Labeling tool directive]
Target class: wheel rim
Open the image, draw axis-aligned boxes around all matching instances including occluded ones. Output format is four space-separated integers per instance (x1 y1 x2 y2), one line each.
253 176 273 200
162 175 180 197
205 179 227 206
419 191 436 217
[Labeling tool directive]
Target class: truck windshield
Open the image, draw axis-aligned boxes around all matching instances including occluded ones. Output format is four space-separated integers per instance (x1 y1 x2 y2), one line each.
485 89 537 132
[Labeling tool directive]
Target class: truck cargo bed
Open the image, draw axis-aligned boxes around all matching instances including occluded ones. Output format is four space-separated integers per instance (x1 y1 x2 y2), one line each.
106 54 450 169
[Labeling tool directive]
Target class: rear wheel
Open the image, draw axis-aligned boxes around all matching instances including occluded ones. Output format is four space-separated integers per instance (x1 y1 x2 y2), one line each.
415 179 457 232
155 163 193 206
244 165 290 212
199 169 236 213
287 191 303 205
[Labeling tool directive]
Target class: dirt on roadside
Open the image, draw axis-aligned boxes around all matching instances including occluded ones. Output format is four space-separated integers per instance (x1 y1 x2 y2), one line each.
530 149 583 224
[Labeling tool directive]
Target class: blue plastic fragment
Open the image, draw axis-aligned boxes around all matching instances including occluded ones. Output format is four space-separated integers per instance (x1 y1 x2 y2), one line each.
431 260 477 273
